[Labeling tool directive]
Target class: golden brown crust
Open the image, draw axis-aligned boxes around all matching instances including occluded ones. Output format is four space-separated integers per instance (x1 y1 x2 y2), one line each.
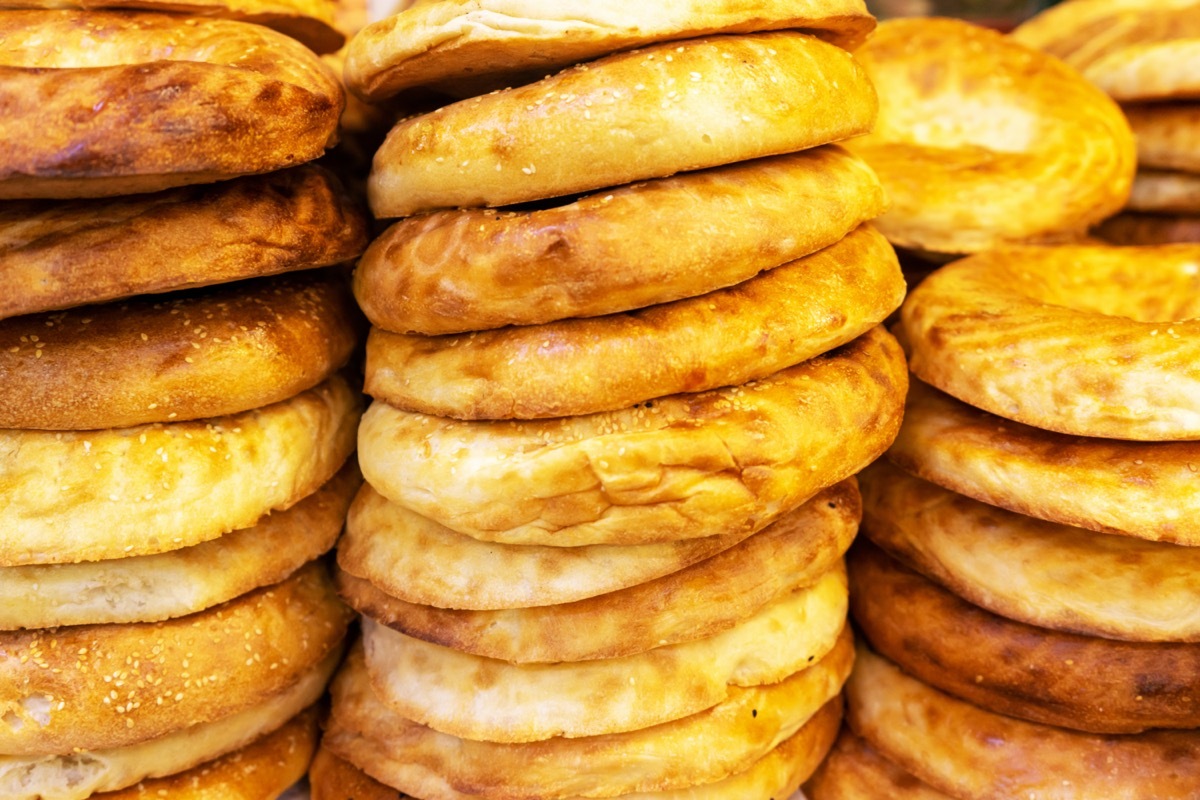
0 11 343 199
846 645 1200 800
0 270 362 430
1124 103 1200 173
367 32 876 217
360 568 847 742
345 0 875 101
850 541 1200 734
805 730 952 800
889 380 1200 545
0 562 352 755
311 747 405 800
326 636 849 799
0 375 360 565
325 671 842 800
355 146 886 335
0 0 344 53
366 225 903 420
338 479 858 662
338 482 762 610
860 460 1200 643
847 18 1135 254
358 326 907 547
0 165 369 322
1096 211 1200 245
901 244 1200 439
98 708 319 799
0 462 359 629
1128 169 1200 212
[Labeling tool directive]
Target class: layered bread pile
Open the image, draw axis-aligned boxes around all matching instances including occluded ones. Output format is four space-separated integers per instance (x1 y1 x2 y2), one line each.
844 17 1135 262
0 4 370 797
1014 0 1200 245
313 2 913 797
807 244 1200 798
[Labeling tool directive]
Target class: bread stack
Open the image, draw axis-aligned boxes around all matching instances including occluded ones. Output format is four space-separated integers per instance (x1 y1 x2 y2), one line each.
807 244 1200 798
314 2 912 797
842 16 1135 266
1013 0 1200 246
0 5 370 797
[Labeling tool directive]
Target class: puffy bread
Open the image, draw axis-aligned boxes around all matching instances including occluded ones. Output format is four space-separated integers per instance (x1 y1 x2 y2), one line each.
345 0 875 101
850 542 1200 734
367 32 876 217
901 244 1200 439
311 747 404 800
890 380 1200 545
860 460 1200 642
366 224 903 420
1125 103 1200 173
322 697 841 800
1128 169 1200 213
846 645 1200 800
0 0 344 53
338 483 761 610
326 635 850 799
846 18 1134 254
805 730 952 800
0 463 359 629
0 11 342 199
338 480 858 662
0 654 337 800
1097 212 1200 245
1014 0 1200 98
0 270 361 430
97 707 318 799
0 375 359 565
0 165 368 323
355 147 887 335
0 562 351 755
361 566 848 742
359 326 906 547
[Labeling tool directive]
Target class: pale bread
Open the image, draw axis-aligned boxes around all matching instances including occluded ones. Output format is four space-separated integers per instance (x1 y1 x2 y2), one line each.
368 32 876 217
861 460 1200 642
1128 169 1200 213
365 224 903 419
1124 103 1200 173
0 375 359 565
0 563 351 755
0 463 359 629
361 565 847 741
337 480 858 662
358 326 906 547
325 633 850 798
846 645 1200 800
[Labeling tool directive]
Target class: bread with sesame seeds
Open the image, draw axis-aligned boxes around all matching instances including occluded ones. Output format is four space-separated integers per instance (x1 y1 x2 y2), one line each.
0 374 359 565
846 644 1200 800
0 562 351 755
0 651 338 800
336 479 857 663
360 564 846 742
0 270 362 430
322 633 848 799
901 244 1200 439
850 541 1200 735
1096 212 1200 245
0 165 369 323
0 462 359 629
358 326 906 547
97 706 318 800
322 649 842 800
365 224 903 420
367 31 877 217
355 146 886 336
0 11 343 200
345 0 875 102
889 380 1200 547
